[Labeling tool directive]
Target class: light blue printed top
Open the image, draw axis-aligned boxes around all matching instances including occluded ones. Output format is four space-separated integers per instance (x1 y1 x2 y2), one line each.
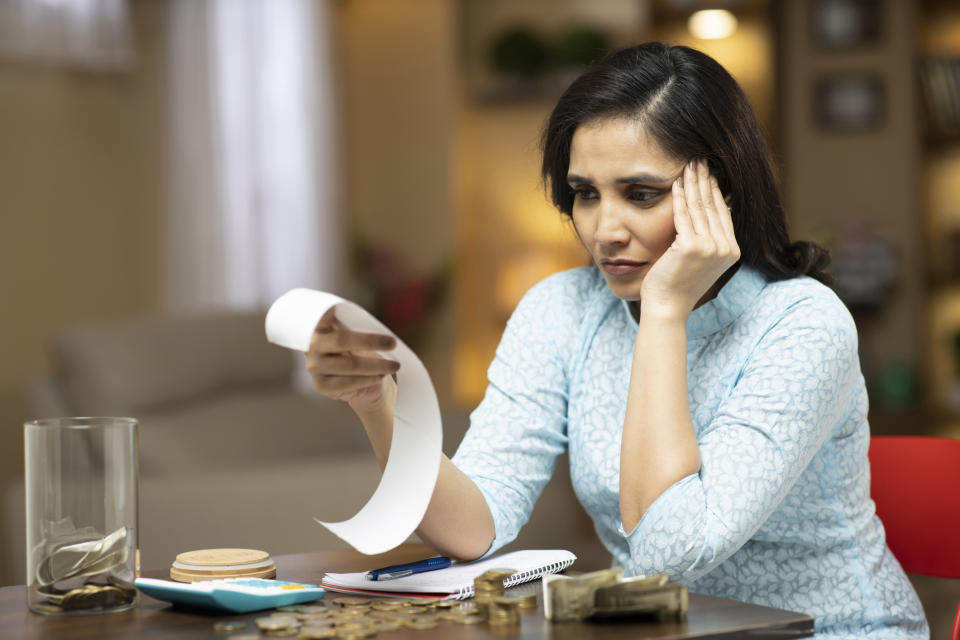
452 265 928 638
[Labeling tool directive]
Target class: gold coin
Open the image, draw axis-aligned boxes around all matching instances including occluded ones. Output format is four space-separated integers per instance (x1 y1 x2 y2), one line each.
372 620 402 631
266 629 301 637
396 598 421 607
299 617 334 625
479 569 517 582
257 617 299 631
30 603 62 614
298 628 337 639
298 605 329 613
510 593 537 609
333 597 371 607
214 621 248 632
335 610 369 621
277 605 303 612
226 635 260 640
298 610 334 620
434 600 455 609
410 613 437 622
453 614 487 624
455 602 481 614
492 596 521 607
404 619 437 630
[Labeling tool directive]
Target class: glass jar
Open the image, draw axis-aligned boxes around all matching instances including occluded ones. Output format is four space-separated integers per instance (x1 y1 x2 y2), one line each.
24 417 139 614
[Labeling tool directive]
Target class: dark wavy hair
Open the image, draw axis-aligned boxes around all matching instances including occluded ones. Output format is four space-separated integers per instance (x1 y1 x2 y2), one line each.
540 42 831 285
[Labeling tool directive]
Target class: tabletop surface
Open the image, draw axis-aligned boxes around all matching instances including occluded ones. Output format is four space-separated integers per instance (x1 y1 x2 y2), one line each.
0 543 814 639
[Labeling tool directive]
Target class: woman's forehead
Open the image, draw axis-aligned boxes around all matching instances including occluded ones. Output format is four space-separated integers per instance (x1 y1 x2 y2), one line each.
569 118 681 177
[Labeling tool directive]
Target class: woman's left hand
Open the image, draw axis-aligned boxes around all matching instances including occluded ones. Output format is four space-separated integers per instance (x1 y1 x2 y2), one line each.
639 158 741 320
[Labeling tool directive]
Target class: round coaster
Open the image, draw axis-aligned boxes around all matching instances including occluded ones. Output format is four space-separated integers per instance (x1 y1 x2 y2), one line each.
170 564 277 583
170 548 276 583
175 548 269 567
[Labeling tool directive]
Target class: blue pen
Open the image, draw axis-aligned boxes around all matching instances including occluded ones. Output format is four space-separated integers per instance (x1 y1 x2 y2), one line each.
366 556 452 581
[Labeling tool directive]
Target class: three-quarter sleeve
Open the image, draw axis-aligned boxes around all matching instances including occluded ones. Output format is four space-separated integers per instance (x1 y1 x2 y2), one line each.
452 273 579 557
621 294 861 581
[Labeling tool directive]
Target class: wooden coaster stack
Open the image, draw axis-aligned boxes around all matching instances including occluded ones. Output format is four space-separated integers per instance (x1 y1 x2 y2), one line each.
170 548 277 583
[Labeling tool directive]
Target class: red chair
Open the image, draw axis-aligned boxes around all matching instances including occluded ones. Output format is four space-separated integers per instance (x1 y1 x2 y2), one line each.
868 435 960 640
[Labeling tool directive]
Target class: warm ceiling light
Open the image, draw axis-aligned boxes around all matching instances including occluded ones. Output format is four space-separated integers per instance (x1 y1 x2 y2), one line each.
688 9 739 40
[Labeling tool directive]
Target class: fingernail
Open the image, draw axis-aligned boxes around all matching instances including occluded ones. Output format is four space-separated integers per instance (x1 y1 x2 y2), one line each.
380 337 396 348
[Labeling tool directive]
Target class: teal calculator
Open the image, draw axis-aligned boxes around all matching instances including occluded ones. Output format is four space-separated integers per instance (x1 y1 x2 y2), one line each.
135 577 325 613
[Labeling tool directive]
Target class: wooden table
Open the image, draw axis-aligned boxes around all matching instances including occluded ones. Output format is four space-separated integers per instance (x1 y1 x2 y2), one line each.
0 543 814 639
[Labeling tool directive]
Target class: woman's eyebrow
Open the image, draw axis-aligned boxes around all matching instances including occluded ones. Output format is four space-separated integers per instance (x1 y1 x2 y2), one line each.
566 172 678 185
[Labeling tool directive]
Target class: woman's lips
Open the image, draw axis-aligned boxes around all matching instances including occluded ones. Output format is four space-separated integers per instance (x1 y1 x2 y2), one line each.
600 260 647 276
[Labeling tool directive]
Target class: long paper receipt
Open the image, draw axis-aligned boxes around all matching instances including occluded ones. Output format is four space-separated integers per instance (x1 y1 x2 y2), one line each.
265 289 442 555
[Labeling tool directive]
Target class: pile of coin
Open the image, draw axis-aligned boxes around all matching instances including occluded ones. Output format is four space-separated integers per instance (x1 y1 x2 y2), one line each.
221 583 540 638
239 596 477 638
472 568 515 617
488 596 521 626
543 569 687 622
33 580 137 613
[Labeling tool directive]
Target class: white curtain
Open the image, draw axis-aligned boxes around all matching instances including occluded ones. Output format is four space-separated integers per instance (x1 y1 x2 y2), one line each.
165 0 341 312
0 0 134 69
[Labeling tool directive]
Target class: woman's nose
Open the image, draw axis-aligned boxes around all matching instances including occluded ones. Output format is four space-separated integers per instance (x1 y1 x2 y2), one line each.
595 202 630 245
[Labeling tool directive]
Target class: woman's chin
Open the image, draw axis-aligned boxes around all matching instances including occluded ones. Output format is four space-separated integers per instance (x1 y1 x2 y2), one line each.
608 286 643 303
602 275 644 302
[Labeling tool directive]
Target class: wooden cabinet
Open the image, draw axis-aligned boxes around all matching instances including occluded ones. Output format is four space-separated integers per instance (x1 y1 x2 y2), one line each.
918 0 960 439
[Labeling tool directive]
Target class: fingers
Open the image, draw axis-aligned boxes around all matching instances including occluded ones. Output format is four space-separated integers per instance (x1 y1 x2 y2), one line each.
682 161 709 235
307 310 401 400
308 351 400 376
671 158 741 266
308 371 386 395
311 313 397 354
696 162 727 243
672 178 696 238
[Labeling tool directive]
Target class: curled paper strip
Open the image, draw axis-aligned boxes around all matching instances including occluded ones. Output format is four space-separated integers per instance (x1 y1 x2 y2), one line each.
265 289 442 555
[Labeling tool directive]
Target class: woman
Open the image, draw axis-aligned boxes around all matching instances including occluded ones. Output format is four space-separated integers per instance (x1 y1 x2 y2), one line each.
307 43 927 638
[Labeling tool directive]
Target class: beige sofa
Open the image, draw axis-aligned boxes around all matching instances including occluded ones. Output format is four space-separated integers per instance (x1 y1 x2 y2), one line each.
2 312 600 586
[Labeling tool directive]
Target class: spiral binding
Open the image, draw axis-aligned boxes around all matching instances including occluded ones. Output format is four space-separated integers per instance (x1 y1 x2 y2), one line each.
451 557 576 600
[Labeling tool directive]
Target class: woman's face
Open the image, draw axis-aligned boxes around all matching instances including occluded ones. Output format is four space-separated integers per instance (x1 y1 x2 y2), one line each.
568 117 686 302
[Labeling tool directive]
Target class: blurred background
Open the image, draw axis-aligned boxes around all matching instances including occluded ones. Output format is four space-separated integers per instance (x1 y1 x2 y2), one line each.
1 0 959 626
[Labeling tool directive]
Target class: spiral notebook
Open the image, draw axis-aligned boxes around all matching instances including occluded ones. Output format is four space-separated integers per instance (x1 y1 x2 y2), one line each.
321 549 576 600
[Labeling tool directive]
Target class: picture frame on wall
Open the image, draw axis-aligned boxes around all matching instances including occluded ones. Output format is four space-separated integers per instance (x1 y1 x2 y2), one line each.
814 74 885 132
811 0 882 49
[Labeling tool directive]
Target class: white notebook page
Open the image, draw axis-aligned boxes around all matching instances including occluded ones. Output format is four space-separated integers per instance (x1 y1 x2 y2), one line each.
322 549 576 598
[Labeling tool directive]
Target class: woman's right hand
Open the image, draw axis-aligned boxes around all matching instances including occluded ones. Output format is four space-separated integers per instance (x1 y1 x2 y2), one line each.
305 308 400 414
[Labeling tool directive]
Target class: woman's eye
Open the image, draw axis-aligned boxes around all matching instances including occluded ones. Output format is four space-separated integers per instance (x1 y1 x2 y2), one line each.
573 188 597 201
628 190 660 203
